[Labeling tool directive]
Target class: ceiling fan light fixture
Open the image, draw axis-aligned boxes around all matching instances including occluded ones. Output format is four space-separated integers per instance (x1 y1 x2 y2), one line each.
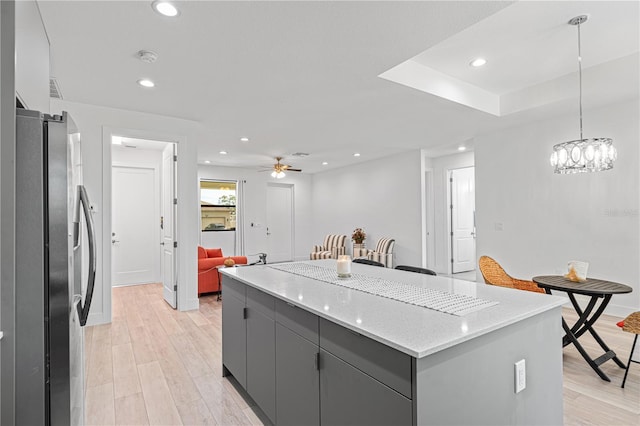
550 15 616 174
271 171 286 179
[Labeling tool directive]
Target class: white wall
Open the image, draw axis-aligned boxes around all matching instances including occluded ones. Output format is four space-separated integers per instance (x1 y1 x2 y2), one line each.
201 230 235 257
476 99 639 316
198 165 313 262
428 151 475 274
112 147 163 284
15 0 49 112
50 99 201 324
311 150 423 267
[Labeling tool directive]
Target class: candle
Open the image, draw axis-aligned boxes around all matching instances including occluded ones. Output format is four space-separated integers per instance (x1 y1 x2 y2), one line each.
337 255 351 277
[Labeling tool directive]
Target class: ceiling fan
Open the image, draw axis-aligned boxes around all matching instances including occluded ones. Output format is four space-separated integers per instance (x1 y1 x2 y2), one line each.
265 157 302 179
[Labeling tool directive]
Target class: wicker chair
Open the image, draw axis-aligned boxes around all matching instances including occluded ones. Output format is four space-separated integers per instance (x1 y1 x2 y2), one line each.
367 237 395 268
478 256 545 294
616 312 640 388
310 234 347 260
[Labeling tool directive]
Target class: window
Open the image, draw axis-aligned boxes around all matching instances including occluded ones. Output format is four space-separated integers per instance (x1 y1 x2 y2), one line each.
200 180 237 231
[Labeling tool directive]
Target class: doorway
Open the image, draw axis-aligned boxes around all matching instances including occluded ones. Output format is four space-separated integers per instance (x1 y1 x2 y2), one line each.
111 164 159 285
111 136 178 308
266 183 294 263
449 167 476 274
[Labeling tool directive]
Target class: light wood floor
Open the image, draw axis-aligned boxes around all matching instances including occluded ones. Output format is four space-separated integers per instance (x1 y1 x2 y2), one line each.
85 283 639 425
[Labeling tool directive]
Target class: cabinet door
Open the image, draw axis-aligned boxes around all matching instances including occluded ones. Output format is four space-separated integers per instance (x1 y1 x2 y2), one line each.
247 308 276 423
276 323 320 426
320 350 412 426
222 294 247 388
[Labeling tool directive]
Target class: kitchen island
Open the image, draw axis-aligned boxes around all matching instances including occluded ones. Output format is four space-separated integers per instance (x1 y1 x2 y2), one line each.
220 260 565 426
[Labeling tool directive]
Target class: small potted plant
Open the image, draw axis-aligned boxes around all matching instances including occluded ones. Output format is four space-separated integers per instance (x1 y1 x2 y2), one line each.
352 228 366 245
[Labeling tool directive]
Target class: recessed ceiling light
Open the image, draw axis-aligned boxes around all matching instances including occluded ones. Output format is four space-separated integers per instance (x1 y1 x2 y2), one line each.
240 137 249 142
219 151 227 155
470 58 487 67
137 79 155 88
322 162 328 165
152 1 179 17
458 146 467 151
204 160 211 164
353 153 361 157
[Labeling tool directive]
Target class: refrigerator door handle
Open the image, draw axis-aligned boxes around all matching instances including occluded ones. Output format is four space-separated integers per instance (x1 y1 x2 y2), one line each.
75 185 96 326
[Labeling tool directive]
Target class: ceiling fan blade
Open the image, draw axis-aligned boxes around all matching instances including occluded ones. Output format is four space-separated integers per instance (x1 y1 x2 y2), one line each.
286 168 302 172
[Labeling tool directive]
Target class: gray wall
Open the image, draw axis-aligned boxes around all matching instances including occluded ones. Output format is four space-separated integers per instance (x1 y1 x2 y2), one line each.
311 150 423 267
475 98 640 317
198 165 313 261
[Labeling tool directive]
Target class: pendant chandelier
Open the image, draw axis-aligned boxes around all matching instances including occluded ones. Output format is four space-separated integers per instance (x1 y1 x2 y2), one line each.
550 15 617 174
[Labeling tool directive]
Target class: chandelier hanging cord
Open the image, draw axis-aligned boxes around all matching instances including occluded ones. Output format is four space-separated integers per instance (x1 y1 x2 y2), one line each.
577 18 583 140
549 15 616 174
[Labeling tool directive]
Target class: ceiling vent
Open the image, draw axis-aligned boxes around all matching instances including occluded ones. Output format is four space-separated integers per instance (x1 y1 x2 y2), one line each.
291 152 310 157
49 78 63 99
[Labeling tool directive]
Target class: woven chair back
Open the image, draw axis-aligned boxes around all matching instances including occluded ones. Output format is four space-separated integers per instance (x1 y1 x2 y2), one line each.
478 256 545 293
478 256 513 287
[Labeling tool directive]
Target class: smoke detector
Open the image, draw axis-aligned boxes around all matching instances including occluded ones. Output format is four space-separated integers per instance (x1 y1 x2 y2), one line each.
136 50 158 63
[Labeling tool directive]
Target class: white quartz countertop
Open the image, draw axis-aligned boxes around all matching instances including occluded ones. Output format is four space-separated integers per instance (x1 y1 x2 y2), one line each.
220 260 565 358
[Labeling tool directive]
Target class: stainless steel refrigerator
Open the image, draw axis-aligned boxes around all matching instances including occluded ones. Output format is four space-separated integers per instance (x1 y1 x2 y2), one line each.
15 109 96 425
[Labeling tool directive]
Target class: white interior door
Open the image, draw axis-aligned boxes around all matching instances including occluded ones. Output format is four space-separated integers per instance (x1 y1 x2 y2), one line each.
266 184 293 263
112 165 159 285
451 167 476 273
161 144 177 308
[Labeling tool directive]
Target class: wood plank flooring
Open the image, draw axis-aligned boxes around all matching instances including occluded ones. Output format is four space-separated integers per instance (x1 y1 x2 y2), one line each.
85 283 639 425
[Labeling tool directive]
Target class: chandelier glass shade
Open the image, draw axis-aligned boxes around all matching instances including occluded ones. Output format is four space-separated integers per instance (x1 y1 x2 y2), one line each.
550 138 616 174
550 15 616 174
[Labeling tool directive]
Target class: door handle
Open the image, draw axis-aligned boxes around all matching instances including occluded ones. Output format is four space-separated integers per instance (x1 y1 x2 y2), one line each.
160 242 165 246
112 239 120 244
76 185 96 327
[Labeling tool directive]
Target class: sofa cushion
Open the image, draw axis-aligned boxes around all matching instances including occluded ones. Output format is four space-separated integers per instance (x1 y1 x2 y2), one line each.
205 248 224 258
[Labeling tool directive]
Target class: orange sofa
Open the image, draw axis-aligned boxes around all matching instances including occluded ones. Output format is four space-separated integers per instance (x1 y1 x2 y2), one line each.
197 246 248 296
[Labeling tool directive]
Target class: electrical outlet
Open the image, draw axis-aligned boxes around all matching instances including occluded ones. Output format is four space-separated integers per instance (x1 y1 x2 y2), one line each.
515 359 526 393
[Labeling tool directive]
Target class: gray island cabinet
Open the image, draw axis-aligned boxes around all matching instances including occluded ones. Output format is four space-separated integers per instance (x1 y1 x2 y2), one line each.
221 260 566 426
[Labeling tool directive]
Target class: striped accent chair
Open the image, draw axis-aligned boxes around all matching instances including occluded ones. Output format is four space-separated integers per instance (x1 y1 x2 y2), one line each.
310 234 347 260
367 238 395 268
